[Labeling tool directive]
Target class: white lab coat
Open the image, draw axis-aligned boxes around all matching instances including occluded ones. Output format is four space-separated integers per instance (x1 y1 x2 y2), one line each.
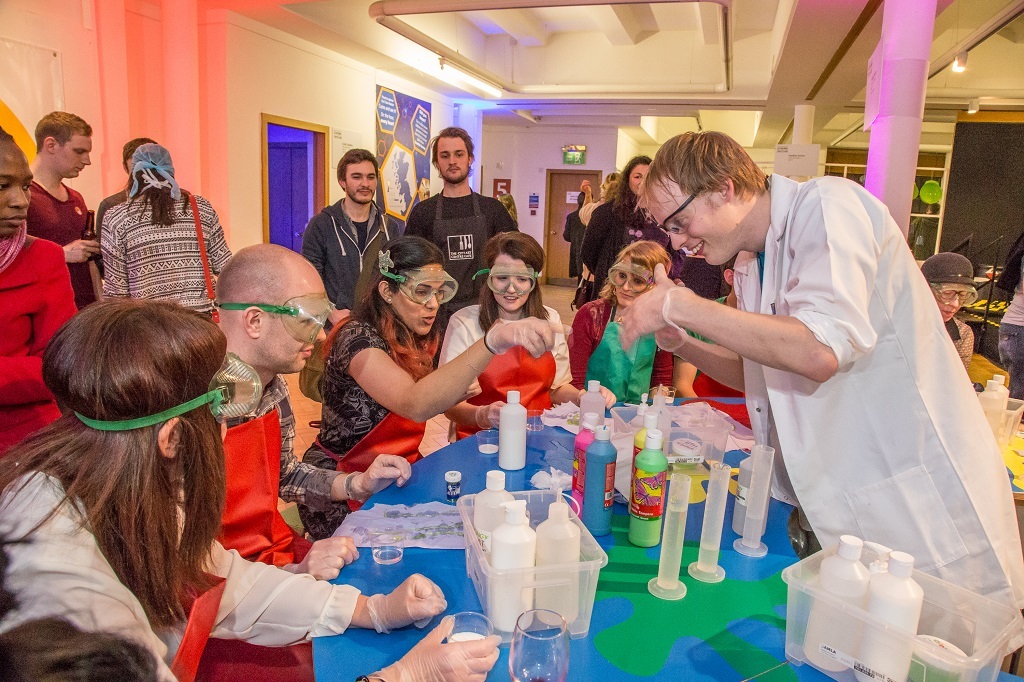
733 174 1024 611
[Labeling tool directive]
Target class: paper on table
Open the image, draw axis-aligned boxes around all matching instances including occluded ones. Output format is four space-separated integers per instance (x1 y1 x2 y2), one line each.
540 401 581 434
333 502 465 549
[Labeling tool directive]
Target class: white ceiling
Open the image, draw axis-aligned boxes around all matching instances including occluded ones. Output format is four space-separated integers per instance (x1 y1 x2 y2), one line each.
218 0 1024 150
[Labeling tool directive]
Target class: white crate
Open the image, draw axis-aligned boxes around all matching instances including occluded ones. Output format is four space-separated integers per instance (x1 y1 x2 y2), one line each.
456 489 608 643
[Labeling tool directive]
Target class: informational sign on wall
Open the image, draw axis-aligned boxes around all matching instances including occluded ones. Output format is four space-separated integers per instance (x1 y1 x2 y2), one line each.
774 144 820 177
376 85 432 229
493 178 511 197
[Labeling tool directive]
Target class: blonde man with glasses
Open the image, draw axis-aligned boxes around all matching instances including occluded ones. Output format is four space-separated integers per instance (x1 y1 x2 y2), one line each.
921 252 978 371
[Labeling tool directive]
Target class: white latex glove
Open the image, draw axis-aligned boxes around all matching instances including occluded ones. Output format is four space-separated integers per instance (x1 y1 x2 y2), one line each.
475 402 504 429
655 326 690 356
350 454 413 501
485 318 571 358
374 616 500 682
286 536 358 580
618 263 691 349
365 574 447 634
577 386 617 409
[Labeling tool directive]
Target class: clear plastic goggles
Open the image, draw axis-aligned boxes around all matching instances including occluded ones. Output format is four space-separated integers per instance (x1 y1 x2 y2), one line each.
608 262 655 293
383 267 458 305
219 294 334 345
475 265 538 296
931 284 978 306
75 353 263 430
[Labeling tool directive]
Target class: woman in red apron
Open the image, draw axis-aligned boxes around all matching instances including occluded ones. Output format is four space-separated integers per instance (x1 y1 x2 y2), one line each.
300 236 566 540
0 300 492 681
440 232 601 439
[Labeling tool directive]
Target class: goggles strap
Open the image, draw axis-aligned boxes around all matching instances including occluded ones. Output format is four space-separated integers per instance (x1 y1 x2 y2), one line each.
75 388 224 431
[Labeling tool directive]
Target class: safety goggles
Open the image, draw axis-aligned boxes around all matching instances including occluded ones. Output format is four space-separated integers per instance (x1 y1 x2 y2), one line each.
474 265 539 296
383 268 458 305
75 353 263 430
608 262 655 292
218 294 334 345
931 284 978 306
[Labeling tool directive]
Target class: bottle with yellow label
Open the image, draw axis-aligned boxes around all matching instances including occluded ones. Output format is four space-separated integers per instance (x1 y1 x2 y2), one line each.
628 428 667 547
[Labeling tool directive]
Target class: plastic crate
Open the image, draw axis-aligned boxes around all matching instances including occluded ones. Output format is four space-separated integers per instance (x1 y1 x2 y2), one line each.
781 544 1023 682
456 489 608 643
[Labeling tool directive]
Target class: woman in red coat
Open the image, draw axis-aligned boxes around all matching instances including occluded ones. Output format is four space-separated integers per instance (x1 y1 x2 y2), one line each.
0 128 76 456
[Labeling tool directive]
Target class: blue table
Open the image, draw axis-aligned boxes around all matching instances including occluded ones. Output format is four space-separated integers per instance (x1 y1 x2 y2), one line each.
313 423 1023 681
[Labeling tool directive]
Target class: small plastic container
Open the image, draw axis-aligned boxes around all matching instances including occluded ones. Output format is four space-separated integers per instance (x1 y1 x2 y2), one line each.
996 398 1024 449
477 429 499 455
781 544 1024 682
457 489 608 643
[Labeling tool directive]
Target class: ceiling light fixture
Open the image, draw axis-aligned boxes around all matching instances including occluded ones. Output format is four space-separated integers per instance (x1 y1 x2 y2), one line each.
951 52 967 72
438 58 503 98
968 98 980 114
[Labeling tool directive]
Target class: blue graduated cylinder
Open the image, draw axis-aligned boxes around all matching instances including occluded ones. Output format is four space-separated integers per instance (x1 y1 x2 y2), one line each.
581 427 617 536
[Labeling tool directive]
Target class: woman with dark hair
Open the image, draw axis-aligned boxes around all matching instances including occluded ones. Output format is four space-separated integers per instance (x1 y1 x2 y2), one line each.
579 156 670 296
300 235 566 539
439 233 614 439
570 240 675 403
101 143 230 315
0 299 497 682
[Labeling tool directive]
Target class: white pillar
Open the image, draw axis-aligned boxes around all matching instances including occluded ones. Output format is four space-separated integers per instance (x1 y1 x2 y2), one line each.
162 0 202 191
793 104 815 145
864 0 937 237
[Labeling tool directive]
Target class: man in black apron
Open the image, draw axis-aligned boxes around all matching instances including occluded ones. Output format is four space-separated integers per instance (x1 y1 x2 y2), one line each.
405 127 517 344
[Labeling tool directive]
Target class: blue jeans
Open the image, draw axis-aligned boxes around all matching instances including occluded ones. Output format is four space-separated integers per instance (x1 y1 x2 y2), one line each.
998 323 1024 399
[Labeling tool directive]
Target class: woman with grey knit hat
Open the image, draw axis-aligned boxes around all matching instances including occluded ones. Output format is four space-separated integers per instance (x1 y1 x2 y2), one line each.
921 252 978 372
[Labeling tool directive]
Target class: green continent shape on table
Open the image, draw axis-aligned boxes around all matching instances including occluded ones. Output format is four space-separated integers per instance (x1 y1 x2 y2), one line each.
594 512 793 680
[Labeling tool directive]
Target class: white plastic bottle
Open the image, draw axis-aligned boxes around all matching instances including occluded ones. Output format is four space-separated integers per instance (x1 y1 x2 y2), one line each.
580 380 606 426
534 499 581 624
855 551 925 682
473 470 515 553
802 535 871 672
498 390 527 470
979 376 1010 441
489 500 537 632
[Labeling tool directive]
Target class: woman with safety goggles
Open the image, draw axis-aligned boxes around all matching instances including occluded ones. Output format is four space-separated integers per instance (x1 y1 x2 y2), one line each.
921 252 978 373
570 240 676 403
439 233 614 439
300 236 568 541
0 299 499 682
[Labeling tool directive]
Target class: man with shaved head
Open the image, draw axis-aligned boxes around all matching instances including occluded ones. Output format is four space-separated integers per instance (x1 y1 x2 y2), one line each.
216 244 411 579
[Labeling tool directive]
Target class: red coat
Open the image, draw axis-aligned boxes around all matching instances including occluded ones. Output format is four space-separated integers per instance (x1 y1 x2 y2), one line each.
0 237 76 456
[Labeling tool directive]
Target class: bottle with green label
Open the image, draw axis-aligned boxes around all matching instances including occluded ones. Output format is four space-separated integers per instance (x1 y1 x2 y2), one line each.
628 428 668 547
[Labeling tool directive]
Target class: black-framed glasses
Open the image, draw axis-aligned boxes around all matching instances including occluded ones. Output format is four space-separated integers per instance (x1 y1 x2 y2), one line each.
657 193 697 235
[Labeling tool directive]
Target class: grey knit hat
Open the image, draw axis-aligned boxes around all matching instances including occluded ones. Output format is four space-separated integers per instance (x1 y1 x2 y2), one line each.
921 252 975 287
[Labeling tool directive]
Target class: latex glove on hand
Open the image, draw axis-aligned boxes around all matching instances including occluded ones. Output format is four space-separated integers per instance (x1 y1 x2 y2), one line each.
578 386 617 409
366 574 447 634
475 402 504 430
618 263 690 349
374 616 500 682
655 326 689 356
287 536 358 580
350 454 412 501
485 318 572 358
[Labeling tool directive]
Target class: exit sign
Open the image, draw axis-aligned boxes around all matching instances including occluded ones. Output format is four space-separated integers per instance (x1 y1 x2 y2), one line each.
562 144 586 165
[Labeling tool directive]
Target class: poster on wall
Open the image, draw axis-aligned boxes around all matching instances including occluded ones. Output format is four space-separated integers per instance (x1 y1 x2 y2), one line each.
376 85 431 232
0 38 65 158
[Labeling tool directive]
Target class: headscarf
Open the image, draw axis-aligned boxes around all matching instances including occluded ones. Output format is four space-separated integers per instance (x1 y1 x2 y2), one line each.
0 224 27 275
128 143 181 200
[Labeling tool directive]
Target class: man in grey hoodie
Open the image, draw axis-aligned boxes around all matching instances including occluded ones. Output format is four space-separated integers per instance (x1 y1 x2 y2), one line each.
302 148 398 326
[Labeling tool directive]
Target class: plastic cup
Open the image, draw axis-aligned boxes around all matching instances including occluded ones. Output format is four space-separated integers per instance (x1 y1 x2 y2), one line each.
526 410 544 431
477 429 499 455
370 527 405 565
650 385 677 404
446 611 494 642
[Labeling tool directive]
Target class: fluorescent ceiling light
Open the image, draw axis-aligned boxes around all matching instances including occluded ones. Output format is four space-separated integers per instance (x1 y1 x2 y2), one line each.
968 98 980 114
951 52 967 73
439 58 503 98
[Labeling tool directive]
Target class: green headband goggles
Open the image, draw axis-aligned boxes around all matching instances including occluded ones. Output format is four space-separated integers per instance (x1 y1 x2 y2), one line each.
473 266 539 296
74 353 262 431
218 294 334 345
379 250 458 305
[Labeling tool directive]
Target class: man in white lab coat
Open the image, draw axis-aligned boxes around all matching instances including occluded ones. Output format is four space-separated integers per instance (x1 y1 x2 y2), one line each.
621 131 1024 610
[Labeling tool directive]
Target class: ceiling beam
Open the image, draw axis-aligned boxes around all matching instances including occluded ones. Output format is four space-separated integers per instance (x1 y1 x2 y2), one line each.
483 8 550 47
592 4 655 46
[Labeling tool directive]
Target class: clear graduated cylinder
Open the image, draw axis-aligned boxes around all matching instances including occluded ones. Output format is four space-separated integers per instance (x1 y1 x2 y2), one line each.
734 444 775 557
648 474 691 600
688 460 730 583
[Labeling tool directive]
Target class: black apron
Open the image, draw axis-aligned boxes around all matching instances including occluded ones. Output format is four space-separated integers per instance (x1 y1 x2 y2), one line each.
433 192 490 310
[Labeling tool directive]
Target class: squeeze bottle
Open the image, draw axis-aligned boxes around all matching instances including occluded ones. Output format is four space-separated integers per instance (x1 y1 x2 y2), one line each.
489 499 537 632
580 380 606 426
628 429 668 547
803 535 871 672
534 499 581 623
498 390 527 470
634 411 660 457
855 551 925 682
582 425 616 536
571 413 600 508
731 453 768 536
473 470 514 553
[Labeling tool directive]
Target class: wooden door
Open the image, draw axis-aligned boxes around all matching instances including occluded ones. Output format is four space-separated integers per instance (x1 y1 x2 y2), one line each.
544 170 602 286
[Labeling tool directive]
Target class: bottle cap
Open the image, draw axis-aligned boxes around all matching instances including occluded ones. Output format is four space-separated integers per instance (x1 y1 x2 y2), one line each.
582 412 600 430
643 411 659 430
594 425 610 441
640 392 649 405
548 501 569 522
994 374 1007 386
987 379 1002 391
836 535 864 561
502 499 528 523
485 470 506 491
887 551 915 577
587 380 600 392
507 390 521 404
445 471 462 484
645 428 664 450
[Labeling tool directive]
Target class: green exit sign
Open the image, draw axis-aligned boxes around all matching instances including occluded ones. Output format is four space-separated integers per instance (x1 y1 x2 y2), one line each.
562 145 586 165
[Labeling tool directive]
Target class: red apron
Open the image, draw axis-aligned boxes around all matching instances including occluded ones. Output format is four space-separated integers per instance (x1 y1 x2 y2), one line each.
219 411 311 567
691 374 751 428
171 576 226 682
455 347 555 440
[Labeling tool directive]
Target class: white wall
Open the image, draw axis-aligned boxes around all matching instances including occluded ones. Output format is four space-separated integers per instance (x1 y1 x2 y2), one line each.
481 125 618 245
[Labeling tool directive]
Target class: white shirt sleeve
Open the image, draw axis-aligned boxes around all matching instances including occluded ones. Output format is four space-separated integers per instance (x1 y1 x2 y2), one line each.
545 307 573 391
439 305 485 396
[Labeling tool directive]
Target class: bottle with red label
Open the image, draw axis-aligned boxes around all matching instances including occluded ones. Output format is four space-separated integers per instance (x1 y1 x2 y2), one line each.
571 412 600 508
581 425 616 536
628 428 667 547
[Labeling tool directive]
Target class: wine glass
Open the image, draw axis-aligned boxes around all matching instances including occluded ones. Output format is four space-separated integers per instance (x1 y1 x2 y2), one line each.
509 609 569 682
